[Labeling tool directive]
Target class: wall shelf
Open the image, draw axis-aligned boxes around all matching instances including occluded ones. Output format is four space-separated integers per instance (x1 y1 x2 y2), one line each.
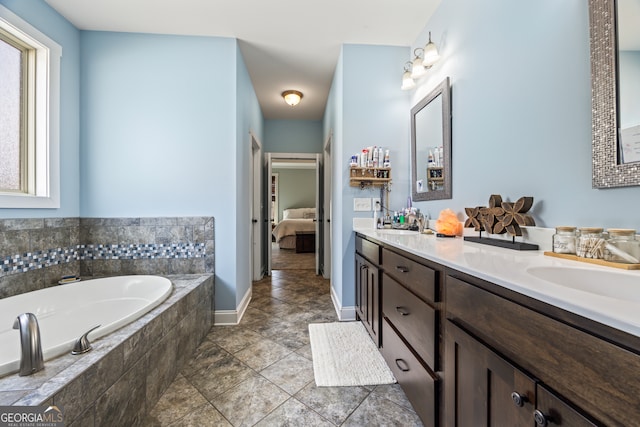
349 167 391 188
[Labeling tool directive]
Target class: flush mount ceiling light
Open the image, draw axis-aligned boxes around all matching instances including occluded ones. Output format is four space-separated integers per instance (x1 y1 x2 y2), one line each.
401 31 441 90
282 90 303 106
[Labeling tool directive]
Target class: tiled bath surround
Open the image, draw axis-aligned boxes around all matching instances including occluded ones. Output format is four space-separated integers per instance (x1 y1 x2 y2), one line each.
0 218 80 299
0 216 214 299
0 274 214 426
0 216 215 425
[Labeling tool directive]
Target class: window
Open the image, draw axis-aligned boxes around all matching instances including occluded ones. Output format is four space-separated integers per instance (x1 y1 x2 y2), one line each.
0 5 60 208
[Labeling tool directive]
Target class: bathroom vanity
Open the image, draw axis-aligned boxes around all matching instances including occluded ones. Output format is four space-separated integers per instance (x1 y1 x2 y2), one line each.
354 228 640 426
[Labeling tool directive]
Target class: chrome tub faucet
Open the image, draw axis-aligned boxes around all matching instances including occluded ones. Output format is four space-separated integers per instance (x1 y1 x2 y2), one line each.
13 313 44 376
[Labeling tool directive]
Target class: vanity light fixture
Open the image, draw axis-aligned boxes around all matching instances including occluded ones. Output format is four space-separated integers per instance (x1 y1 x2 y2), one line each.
401 62 416 90
402 31 441 90
282 90 303 106
411 48 427 79
422 31 440 67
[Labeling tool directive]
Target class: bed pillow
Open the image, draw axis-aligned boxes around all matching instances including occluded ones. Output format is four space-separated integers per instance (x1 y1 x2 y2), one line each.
283 208 315 219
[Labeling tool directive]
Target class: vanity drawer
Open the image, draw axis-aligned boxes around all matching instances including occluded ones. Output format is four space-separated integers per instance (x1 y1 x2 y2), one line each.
381 318 438 426
381 248 436 303
356 235 380 265
382 273 437 369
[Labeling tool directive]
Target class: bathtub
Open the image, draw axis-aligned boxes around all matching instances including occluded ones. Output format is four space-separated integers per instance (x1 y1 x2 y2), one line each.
0 275 173 377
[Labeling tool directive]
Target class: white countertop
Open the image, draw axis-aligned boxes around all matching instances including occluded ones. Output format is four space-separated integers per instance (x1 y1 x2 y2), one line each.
355 227 640 338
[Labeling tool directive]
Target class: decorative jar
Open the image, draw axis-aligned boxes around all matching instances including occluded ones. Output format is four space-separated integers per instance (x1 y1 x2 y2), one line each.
603 229 640 264
552 226 577 254
576 227 605 259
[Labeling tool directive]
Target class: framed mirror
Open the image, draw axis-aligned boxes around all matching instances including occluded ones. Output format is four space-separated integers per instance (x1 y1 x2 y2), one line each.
590 0 640 188
411 77 452 201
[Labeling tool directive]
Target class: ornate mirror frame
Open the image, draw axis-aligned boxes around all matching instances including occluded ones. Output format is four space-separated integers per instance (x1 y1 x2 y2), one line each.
411 77 452 201
590 0 640 188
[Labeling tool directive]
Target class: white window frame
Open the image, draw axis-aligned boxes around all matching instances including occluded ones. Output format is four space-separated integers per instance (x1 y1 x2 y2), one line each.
0 5 60 208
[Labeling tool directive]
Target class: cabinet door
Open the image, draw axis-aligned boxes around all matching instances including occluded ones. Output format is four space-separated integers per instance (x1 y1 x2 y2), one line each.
355 254 380 345
534 385 599 427
355 254 366 321
445 321 536 427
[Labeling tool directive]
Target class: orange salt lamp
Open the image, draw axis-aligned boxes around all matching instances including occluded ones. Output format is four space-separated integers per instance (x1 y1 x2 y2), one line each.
435 209 463 236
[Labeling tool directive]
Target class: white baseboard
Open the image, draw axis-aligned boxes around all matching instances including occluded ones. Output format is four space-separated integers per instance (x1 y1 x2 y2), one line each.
214 286 252 325
331 284 357 321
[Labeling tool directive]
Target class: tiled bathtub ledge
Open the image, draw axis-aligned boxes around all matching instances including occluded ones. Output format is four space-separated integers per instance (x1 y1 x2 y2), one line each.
0 273 214 426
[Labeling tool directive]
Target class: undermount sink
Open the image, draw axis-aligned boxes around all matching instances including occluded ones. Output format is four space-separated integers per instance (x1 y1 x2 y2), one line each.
526 266 640 302
375 229 418 235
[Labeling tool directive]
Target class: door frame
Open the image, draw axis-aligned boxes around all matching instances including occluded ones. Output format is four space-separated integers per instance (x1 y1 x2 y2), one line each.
265 152 323 276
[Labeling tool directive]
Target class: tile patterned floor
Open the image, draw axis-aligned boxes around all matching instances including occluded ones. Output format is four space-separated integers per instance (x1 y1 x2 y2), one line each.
144 268 423 426
270 242 315 270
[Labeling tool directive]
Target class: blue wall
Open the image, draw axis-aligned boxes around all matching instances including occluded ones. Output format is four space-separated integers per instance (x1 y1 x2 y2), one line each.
408 0 640 229
264 119 323 153
0 1 260 315
324 44 410 311
272 168 317 221
235 43 264 307
0 0 80 218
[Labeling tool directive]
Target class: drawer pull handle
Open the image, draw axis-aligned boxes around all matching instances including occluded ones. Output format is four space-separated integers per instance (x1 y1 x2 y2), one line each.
395 306 410 316
361 265 368 270
511 391 527 407
534 410 552 426
396 266 409 273
395 359 410 372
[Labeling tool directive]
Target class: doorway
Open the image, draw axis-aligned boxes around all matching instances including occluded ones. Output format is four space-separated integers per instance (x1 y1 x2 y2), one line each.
265 153 323 276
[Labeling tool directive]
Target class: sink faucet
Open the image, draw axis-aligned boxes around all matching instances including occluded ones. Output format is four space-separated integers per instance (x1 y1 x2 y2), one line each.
13 313 44 376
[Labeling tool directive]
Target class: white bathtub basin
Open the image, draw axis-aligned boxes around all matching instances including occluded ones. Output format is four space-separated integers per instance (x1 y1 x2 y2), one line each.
0 275 172 377
526 266 640 302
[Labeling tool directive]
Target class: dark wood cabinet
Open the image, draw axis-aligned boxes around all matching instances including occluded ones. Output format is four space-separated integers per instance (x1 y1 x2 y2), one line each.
354 232 640 427
444 272 630 426
379 241 443 425
355 252 380 346
446 320 599 426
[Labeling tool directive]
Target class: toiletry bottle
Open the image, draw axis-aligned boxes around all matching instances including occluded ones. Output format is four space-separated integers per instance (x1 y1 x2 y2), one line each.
383 150 390 167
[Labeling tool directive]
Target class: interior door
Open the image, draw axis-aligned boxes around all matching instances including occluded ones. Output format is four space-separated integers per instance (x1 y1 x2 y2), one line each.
315 153 322 275
265 153 273 276
323 135 332 279
251 134 263 281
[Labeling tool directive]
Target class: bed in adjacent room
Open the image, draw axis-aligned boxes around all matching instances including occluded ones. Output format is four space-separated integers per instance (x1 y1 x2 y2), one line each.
272 208 316 250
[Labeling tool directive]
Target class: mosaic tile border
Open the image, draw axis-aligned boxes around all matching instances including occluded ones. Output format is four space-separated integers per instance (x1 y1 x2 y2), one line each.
1 243 207 277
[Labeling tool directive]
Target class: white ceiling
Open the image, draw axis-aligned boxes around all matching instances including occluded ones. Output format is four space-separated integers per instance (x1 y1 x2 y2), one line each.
44 0 441 120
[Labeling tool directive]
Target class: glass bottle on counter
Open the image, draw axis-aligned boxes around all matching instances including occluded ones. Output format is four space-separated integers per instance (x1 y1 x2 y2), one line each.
576 227 605 259
552 226 577 254
603 229 640 264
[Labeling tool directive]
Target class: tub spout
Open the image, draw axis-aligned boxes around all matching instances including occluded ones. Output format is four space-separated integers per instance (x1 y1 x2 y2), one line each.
12 313 44 376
